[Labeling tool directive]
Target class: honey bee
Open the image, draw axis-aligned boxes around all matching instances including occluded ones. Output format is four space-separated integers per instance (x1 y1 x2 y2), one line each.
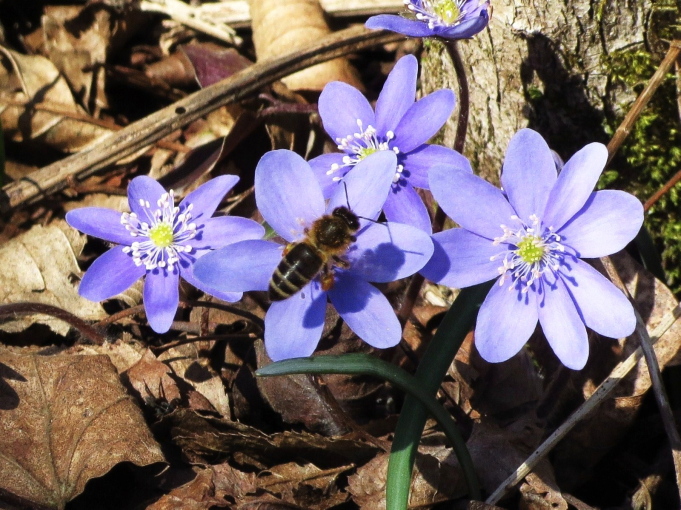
269 206 361 301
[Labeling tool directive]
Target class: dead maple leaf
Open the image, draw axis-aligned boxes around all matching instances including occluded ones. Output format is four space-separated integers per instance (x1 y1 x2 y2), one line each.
0 221 105 336
0 349 165 509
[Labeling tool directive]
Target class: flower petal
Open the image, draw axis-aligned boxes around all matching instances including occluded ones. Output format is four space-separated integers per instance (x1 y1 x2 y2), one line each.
180 175 239 221
400 144 471 189
475 278 539 363
66 208 133 245
143 268 180 333
265 281 327 361
193 240 282 293
329 274 401 349
255 150 325 242
127 176 165 217
562 259 636 339
347 221 433 282
394 89 455 153
189 216 264 250
180 256 242 303
543 143 608 230
437 11 489 39
326 151 396 220
558 190 643 258
420 228 505 287
318 81 376 143
374 55 417 135
538 278 589 369
78 246 145 301
429 164 517 239
309 152 347 198
500 129 556 223
383 182 432 234
365 15 437 37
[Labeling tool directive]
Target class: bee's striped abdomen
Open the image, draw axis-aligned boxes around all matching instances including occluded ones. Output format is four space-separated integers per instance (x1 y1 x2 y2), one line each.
269 243 324 301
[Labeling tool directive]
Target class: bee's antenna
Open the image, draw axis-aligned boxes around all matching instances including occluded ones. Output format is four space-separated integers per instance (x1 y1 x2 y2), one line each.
341 179 388 229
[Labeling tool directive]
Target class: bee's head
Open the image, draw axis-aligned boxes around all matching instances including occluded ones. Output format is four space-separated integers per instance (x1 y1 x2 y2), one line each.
332 206 360 231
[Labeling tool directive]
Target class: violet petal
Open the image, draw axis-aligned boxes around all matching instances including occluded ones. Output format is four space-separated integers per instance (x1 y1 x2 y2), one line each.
143 267 180 333
329 274 401 348
189 216 264 250
66 208 134 245
347 221 433 282
558 190 643 258
400 144 471 189
394 89 455 153
501 129 557 223
265 281 327 361
538 278 589 370
420 228 504 287
180 174 239 221
127 176 165 217
475 278 539 363
255 150 325 242
318 81 376 143
193 239 282 293
383 183 433 234
374 55 417 135
78 246 145 301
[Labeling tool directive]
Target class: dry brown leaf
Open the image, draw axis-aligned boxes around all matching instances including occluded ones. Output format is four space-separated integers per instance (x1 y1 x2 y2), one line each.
0 221 105 335
0 47 111 152
249 0 362 91
255 341 349 435
126 349 183 405
147 468 231 510
0 350 165 509
347 450 467 508
258 462 350 509
158 343 231 417
161 408 379 467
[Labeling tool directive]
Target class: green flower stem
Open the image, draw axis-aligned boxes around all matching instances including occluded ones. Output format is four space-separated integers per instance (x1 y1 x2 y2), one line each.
387 282 491 508
256 352 480 499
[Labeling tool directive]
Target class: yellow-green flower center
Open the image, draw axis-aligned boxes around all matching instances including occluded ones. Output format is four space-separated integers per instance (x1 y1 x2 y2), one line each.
516 235 545 264
357 146 378 160
149 222 174 248
433 0 461 24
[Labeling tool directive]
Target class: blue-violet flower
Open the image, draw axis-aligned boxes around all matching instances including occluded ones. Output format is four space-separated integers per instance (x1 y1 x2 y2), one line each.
66 175 265 333
420 128 644 369
365 0 490 40
194 150 434 361
310 54 472 234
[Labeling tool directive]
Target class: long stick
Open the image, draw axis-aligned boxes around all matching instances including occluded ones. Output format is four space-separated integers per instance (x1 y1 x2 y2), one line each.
0 27 401 212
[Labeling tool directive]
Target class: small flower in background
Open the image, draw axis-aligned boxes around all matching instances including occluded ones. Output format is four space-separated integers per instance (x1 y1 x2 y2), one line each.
194 150 434 361
310 54 472 234
66 175 265 333
420 128 644 370
365 0 490 40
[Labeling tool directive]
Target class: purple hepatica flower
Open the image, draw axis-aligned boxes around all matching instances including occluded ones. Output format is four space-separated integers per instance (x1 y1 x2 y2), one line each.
193 150 434 362
420 128 644 370
66 175 265 333
365 0 490 39
310 54 472 234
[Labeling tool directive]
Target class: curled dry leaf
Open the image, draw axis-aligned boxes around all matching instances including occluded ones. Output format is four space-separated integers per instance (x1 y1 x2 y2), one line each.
250 0 362 91
0 47 111 152
146 468 232 510
0 221 105 336
0 350 165 509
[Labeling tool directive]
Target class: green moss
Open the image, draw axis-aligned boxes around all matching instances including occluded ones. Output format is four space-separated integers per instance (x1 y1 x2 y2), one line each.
600 46 681 293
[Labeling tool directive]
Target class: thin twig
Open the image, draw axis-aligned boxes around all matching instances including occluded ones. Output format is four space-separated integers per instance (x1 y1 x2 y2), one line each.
0 26 402 212
644 166 681 211
485 301 681 504
0 302 108 344
606 40 681 164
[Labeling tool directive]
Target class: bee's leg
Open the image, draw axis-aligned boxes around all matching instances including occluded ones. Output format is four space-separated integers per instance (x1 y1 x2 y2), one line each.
282 242 295 256
331 255 350 269
320 265 335 291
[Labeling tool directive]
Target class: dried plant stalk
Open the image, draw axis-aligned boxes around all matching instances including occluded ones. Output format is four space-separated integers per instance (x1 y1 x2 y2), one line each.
249 0 363 91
